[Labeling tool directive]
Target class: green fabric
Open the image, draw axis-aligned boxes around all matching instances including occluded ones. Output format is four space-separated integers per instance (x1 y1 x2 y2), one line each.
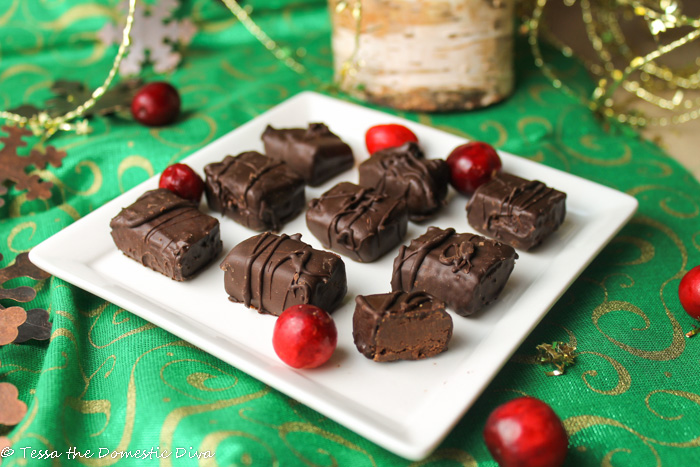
1 1 699 465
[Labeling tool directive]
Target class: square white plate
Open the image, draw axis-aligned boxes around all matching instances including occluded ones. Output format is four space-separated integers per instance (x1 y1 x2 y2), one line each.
30 91 638 460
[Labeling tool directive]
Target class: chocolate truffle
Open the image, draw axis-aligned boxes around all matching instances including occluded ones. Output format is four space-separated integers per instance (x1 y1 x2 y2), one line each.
261 123 354 186
204 151 305 232
391 227 517 316
466 173 566 251
220 232 347 316
110 188 222 281
306 182 408 263
358 142 449 221
353 291 453 362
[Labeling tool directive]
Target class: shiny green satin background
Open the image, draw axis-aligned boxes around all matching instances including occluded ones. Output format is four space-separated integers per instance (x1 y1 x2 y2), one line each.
1 1 700 465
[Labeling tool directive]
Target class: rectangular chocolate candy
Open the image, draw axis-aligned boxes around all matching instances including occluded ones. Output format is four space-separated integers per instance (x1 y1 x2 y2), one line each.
261 123 354 186
204 151 305 232
110 188 222 281
358 142 449 222
306 182 408 263
353 291 453 362
467 173 566 251
391 227 517 316
220 232 347 316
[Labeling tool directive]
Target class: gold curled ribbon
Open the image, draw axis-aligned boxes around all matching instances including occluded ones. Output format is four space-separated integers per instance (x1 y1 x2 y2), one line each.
524 0 700 127
0 0 137 138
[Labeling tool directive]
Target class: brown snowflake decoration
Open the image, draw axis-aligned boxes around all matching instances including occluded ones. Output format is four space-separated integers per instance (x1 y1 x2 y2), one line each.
0 253 52 344
0 125 66 208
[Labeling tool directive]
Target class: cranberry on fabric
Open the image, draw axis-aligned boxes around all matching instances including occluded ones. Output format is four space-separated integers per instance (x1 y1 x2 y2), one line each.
158 163 204 203
272 304 337 369
131 81 181 126
680 265 700 320
446 141 502 195
483 397 568 467
365 124 418 155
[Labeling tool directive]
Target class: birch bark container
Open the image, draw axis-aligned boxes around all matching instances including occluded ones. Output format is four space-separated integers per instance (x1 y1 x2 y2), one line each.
330 0 515 112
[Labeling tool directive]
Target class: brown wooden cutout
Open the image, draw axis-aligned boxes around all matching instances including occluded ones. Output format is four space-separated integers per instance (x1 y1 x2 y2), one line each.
14 308 51 343
0 126 66 208
0 307 27 346
0 382 28 426
0 252 51 304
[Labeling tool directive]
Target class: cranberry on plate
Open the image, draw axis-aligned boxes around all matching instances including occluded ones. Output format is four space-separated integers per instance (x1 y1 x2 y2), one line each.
446 141 502 195
365 124 418 155
159 163 204 203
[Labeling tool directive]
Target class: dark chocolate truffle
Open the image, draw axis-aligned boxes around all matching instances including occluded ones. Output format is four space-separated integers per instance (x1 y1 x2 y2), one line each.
204 151 305 232
358 142 449 222
306 182 408 263
391 227 517 316
110 188 222 281
466 173 566 251
353 291 453 362
261 123 354 186
220 232 347 316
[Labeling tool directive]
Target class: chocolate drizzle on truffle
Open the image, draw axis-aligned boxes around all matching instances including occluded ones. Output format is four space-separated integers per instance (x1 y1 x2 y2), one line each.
358 142 449 221
306 182 408 262
110 189 222 281
467 173 566 251
221 232 347 316
204 152 305 232
392 227 517 316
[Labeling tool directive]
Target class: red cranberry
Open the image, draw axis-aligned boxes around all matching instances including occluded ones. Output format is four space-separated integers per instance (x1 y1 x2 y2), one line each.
680 265 700 320
365 124 418 155
159 163 204 203
272 304 337 369
131 82 181 126
483 397 568 467
446 141 502 195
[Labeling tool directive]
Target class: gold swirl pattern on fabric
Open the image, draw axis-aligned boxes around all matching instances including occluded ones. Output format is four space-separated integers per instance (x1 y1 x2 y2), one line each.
407 448 477 467
645 390 700 426
627 185 700 219
591 216 686 361
87 308 156 349
607 236 655 265
73 341 193 466
158 388 271 467
117 155 154 193
578 351 631 396
7 221 38 253
198 430 278 467
159 359 239 401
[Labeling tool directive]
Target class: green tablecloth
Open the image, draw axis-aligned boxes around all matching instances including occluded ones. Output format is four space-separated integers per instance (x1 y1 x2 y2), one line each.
2 1 700 465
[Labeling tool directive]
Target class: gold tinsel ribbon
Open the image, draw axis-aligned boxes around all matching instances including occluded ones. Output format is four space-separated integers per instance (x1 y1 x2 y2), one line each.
0 0 137 138
525 0 700 127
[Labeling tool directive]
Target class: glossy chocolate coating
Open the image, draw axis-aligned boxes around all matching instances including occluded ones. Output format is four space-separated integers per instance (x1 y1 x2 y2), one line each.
261 123 354 186
391 227 517 316
204 151 305 232
110 189 222 281
358 142 449 222
353 291 453 362
220 232 347 316
306 182 408 263
467 173 566 251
